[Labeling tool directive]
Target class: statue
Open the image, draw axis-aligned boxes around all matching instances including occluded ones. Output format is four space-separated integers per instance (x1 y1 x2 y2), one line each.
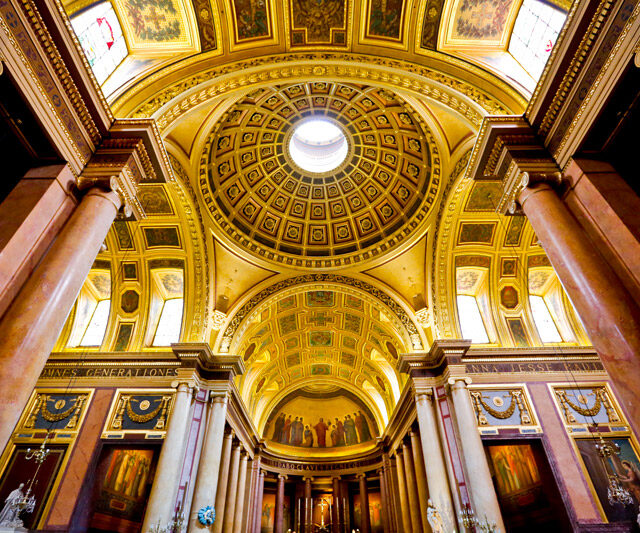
427 499 446 533
0 483 35 528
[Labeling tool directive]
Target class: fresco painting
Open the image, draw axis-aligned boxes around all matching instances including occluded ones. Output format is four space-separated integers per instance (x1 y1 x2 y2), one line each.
264 390 378 450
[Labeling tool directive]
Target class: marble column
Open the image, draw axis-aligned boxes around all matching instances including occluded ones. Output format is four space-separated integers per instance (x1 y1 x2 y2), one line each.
402 441 423 532
189 395 230 531
518 181 640 433
232 451 249 533
304 476 313 533
275 474 287 533
357 474 371 533
142 383 192 531
394 451 413 532
222 443 242 533
0 187 121 451
382 454 398 533
211 432 234 533
253 469 265 533
450 378 505 531
415 391 456 531
410 429 431 531
378 468 391 533
332 476 341 532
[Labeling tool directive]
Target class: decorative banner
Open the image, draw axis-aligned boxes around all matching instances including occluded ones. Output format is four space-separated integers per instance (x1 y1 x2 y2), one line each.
103 390 175 438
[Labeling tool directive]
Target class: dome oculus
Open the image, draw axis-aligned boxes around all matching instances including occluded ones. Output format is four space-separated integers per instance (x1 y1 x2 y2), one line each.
288 119 348 174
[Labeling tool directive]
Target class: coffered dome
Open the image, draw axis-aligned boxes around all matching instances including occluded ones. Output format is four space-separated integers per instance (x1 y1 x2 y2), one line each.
199 81 440 269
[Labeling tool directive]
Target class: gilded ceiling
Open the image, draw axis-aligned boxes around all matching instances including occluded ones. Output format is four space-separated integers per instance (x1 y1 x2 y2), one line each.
201 81 439 269
59 0 581 457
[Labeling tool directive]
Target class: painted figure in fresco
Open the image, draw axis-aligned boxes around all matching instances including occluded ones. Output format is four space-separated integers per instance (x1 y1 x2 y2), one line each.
344 415 357 445
291 417 304 445
303 425 314 447
106 450 125 490
619 460 640 502
272 413 285 442
354 411 372 442
335 418 346 446
314 418 328 447
331 423 339 447
283 415 293 444
493 449 517 494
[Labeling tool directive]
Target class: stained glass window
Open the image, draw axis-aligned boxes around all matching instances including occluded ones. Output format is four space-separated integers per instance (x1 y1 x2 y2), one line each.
457 294 490 344
152 298 184 346
71 2 127 84
509 0 567 80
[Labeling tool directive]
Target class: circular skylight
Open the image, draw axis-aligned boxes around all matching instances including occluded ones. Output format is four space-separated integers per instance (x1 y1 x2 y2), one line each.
288 119 348 174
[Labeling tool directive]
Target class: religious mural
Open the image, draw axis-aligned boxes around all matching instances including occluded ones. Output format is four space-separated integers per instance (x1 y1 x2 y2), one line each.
452 0 516 40
89 446 157 532
577 437 640 523
354 492 383 533
486 442 571 530
261 493 291 532
263 388 378 450
367 0 404 39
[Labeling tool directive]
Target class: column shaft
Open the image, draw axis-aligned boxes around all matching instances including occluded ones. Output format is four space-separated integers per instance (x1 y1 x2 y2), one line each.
519 182 640 432
211 433 234 533
304 477 312 533
232 453 249 533
415 392 456 531
253 470 265 533
394 451 413 532
190 396 230 531
222 444 242 533
450 379 505 531
142 383 191 531
378 469 391 533
275 474 286 533
332 477 341 533
402 442 423 532
410 430 432 531
0 188 121 451
358 474 371 533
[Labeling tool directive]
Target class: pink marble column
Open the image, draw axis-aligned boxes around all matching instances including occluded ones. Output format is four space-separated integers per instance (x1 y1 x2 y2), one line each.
253 469 265 533
377 468 391 533
332 476 341 532
519 181 640 433
0 187 121 452
304 476 313 533
274 474 287 533
394 450 413 532
357 473 371 533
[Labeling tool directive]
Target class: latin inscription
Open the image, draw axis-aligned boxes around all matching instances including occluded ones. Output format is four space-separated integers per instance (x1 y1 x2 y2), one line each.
40 367 180 379
466 361 603 374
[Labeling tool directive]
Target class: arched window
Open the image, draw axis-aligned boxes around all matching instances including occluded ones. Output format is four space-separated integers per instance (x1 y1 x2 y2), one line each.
69 268 112 347
528 267 569 343
456 267 492 344
508 0 567 80
147 268 184 346
71 2 127 84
